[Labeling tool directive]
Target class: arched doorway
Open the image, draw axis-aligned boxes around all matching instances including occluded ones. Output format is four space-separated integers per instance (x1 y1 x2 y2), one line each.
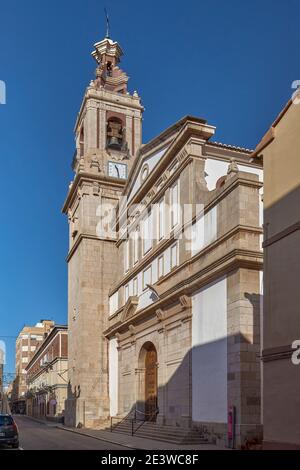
144 343 158 421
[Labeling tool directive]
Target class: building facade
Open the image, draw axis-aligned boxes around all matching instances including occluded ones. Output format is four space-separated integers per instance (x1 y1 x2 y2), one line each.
253 97 300 449
26 325 68 421
12 320 54 413
63 34 263 447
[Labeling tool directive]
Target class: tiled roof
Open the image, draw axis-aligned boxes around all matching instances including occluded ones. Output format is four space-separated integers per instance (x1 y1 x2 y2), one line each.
209 141 254 153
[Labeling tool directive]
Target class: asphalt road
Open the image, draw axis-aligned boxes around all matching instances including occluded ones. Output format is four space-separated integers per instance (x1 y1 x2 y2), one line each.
4 415 128 450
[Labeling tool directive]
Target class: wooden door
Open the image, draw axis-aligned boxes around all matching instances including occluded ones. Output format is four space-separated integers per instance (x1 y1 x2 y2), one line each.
145 347 157 421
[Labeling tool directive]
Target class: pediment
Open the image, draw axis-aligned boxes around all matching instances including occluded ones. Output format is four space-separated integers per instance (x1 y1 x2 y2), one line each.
121 296 139 322
126 116 215 203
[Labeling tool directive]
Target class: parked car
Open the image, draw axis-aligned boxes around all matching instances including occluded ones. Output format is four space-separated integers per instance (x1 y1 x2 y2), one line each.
0 414 19 449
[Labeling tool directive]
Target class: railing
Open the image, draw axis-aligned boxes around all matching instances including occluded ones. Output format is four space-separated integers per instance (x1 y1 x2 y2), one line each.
110 414 135 435
110 408 159 436
132 408 159 435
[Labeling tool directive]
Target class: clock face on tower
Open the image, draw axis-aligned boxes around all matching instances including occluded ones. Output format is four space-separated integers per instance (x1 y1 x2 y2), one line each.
108 161 128 180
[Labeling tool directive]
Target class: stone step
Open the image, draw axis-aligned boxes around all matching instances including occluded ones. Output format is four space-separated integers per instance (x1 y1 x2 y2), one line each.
111 421 208 445
135 430 207 442
113 421 202 433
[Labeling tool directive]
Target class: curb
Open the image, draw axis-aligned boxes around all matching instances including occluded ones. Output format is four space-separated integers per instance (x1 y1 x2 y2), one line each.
56 425 139 450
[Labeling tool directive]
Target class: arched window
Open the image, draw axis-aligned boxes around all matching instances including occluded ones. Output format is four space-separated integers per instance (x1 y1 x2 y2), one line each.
107 117 123 150
106 61 113 77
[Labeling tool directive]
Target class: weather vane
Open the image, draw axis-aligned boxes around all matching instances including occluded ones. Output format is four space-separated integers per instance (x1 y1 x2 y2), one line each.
104 7 110 39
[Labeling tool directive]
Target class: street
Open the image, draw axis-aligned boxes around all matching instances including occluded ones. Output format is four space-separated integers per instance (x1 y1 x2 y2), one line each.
2 416 130 450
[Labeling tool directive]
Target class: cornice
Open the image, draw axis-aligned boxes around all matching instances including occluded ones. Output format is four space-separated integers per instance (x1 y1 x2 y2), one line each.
116 170 262 256
124 116 210 191
204 146 263 169
110 222 262 296
75 88 144 131
62 171 125 214
27 356 68 383
104 248 263 338
116 156 193 246
204 173 263 210
26 327 68 371
66 233 116 263
124 121 214 202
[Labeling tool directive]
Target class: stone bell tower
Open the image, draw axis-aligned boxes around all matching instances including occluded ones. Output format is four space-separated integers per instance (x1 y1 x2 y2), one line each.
63 35 144 427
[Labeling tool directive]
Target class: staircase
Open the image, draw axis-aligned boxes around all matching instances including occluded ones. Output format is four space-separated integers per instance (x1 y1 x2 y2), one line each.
111 419 208 445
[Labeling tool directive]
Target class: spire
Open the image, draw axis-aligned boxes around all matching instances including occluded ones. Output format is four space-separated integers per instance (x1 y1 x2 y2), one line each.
104 7 110 39
91 29 129 93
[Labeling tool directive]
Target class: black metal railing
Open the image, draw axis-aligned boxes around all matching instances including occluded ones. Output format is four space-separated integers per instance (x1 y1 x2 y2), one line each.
110 414 135 435
132 408 159 435
110 408 159 436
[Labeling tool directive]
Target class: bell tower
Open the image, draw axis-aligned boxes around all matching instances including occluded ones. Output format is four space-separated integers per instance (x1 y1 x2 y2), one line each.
73 36 143 175
63 34 143 427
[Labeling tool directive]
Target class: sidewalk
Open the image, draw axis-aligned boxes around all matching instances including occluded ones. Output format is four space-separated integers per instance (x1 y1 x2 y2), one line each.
20 415 224 450
56 425 224 451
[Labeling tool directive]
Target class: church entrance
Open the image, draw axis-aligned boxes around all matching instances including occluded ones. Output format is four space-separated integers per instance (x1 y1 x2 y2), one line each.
144 344 158 422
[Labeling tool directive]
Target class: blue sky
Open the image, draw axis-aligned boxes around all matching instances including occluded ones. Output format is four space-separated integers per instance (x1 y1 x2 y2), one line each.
0 0 299 376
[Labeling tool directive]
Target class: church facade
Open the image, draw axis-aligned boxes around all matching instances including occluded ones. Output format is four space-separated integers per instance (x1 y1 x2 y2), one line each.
63 34 263 447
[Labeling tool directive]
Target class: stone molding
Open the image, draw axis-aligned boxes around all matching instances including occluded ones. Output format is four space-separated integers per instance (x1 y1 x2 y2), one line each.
66 233 117 263
75 90 143 132
110 223 262 296
120 296 139 322
104 247 262 338
62 172 124 214
116 170 262 251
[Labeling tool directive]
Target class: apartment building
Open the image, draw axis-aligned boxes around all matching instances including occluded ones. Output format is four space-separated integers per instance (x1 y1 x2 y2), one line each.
12 320 54 412
26 325 68 421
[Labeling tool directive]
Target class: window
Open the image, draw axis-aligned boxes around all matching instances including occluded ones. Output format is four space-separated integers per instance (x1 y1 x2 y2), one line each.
22 357 28 363
124 284 129 303
22 346 28 352
142 211 153 255
107 117 123 150
141 163 149 182
0 416 13 426
133 277 138 296
143 266 152 290
133 229 139 264
158 255 164 279
170 181 180 228
124 240 129 273
171 242 178 270
191 206 217 255
109 291 119 316
158 198 165 240
31 346 36 352
79 126 84 157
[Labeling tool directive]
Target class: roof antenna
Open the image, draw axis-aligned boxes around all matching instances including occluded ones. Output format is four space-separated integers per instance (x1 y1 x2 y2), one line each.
104 7 110 39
